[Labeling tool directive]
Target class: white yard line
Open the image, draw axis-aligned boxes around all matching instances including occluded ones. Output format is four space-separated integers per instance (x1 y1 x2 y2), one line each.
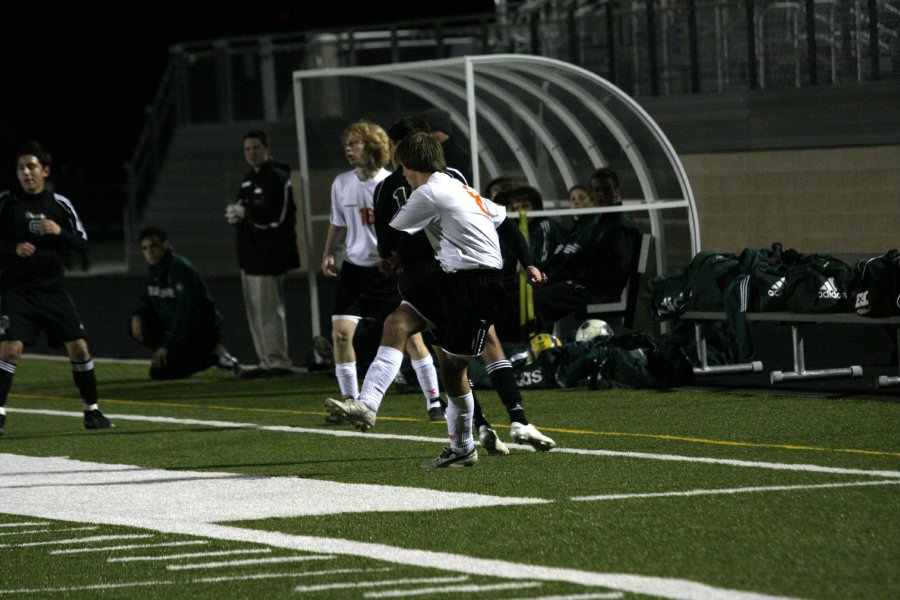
0 521 49 528
572 479 900 502
9 407 900 479
293 576 470 593
52 540 208 554
0 526 97 537
364 581 543 597
507 594 624 600
167 555 334 570
0 534 153 548
108 548 271 562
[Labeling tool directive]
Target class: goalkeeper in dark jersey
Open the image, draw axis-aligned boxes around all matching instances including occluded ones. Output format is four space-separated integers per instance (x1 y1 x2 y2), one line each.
0 141 113 436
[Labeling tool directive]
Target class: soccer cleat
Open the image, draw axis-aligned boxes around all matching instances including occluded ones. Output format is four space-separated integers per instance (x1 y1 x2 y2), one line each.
324 413 346 424
84 409 115 430
420 446 478 469
324 397 376 432
427 405 446 421
478 425 509 455
213 345 242 375
510 422 556 452
0 413 5 437
313 335 335 366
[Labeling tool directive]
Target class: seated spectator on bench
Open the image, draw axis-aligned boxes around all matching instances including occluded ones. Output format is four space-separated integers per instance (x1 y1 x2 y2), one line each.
533 168 640 331
130 226 241 380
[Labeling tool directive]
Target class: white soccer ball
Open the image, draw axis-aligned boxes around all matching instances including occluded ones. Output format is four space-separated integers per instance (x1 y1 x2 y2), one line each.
574 319 614 343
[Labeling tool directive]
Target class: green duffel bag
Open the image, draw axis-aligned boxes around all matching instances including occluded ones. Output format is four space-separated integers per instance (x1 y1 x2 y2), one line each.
784 254 854 313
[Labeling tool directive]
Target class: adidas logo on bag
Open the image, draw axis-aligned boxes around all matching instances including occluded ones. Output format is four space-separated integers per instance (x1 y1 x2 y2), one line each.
817 277 844 300
767 277 786 297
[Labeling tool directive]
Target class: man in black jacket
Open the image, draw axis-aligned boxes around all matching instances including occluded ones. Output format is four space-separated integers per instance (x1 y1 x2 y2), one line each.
131 226 240 380
225 131 300 379
0 141 113 436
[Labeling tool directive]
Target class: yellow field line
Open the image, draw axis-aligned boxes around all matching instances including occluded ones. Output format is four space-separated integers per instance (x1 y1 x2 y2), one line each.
11 392 900 458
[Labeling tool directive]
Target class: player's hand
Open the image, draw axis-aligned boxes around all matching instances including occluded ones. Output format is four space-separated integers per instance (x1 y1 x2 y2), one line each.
151 347 168 368
321 255 337 278
15 242 36 257
225 203 245 224
379 254 403 277
131 316 144 343
38 220 61 235
525 265 548 287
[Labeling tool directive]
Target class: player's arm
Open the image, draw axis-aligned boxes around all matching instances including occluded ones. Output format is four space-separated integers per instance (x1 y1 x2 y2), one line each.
45 199 88 252
246 167 291 228
496 218 547 286
320 223 345 278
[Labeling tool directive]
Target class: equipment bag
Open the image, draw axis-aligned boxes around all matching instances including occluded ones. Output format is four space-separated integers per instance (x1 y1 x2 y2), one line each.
851 250 900 317
784 254 854 313
646 266 691 321
686 251 740 311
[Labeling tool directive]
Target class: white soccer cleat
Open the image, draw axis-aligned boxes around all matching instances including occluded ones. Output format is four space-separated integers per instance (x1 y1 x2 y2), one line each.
324 397 376 432
478 425 510 455
510 422 556 452
421 446 478 469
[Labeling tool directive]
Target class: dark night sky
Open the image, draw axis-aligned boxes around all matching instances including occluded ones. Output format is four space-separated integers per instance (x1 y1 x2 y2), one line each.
0 0 495 195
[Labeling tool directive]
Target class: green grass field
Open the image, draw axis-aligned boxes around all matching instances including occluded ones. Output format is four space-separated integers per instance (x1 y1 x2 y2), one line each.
1 357 898 599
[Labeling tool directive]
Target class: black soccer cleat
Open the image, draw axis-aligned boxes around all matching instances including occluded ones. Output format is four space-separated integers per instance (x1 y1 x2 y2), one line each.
84 409 115 430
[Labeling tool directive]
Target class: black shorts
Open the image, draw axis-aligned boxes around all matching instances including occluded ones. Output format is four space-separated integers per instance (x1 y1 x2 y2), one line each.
0 287 87 347
401 265 503 358
332 260 400 320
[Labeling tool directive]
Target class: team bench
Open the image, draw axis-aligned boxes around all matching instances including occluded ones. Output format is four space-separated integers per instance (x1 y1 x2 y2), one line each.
683 310 900 389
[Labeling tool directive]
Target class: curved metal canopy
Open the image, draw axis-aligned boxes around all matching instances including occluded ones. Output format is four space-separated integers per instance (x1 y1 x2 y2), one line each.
292 54 700 340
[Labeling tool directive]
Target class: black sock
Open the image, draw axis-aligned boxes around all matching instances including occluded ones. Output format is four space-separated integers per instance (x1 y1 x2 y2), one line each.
71 360 98 409
0 361 16 408
471 389 489 429
486 360 528 425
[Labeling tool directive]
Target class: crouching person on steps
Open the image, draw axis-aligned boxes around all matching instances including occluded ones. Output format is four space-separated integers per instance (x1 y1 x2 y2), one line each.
130 226 240 380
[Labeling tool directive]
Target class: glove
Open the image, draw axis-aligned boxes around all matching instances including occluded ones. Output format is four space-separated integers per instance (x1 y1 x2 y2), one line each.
225 203 245 224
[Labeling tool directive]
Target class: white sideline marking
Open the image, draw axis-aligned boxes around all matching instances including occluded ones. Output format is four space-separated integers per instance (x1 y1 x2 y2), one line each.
0 534 147 548
0 568 387 595
365 581 543 597
0 455 802 599
294 575 470 593
10 407 900 479
0 521 48 528
52 540 208 554
508 594 624 600
168 555 334 570
108 548 271 562
0 526 97 536
572 479 900 502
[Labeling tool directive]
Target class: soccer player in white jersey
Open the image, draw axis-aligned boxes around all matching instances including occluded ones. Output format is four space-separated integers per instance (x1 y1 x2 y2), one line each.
320 121 394 404
329 132 545 468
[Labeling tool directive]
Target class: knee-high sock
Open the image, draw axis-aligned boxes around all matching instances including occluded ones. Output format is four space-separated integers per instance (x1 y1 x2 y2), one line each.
0 361 16 408
445 392 474 453
71 360 99 411
485 359 528 425
358 346 404 413
411 355 440 407
335 362 359 399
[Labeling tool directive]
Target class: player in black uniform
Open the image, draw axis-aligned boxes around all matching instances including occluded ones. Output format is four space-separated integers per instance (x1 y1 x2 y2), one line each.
0 142 113 436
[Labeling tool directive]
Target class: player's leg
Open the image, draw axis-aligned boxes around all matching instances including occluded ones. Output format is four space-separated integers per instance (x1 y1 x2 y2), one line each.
325 303 426 431
331 316 360 399
405 332 443 419
64 338 114 430
420 350 477 468
0 340 23 437
481 326 555 450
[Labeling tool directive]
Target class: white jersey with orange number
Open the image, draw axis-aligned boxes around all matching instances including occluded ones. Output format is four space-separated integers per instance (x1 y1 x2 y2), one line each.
389 171 505 273
329 168 391 266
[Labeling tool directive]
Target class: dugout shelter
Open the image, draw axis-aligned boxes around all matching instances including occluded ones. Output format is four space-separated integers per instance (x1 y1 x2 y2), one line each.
292 54 700 340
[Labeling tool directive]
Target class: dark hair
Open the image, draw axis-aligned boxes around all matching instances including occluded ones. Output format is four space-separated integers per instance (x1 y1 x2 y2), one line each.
508 186 544 211
138 225 168 243
483 176 515 199
395 132 446 173
243 130 269 147
15 140 51 167
567 184 589 196
387 116 430 143
423 107 452 135
591 166 619 190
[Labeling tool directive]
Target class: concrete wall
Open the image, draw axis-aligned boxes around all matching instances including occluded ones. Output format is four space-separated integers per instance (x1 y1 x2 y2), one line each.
681 145 900 254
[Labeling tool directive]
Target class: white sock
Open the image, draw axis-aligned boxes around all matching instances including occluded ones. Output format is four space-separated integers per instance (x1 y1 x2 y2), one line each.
334 362 358 399
411 355 440 408
358 346 404 413
445 392 475 454
82 403 98 412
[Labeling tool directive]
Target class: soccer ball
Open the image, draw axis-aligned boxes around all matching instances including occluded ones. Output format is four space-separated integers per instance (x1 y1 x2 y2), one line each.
574 319 614 343
527 333 562 362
